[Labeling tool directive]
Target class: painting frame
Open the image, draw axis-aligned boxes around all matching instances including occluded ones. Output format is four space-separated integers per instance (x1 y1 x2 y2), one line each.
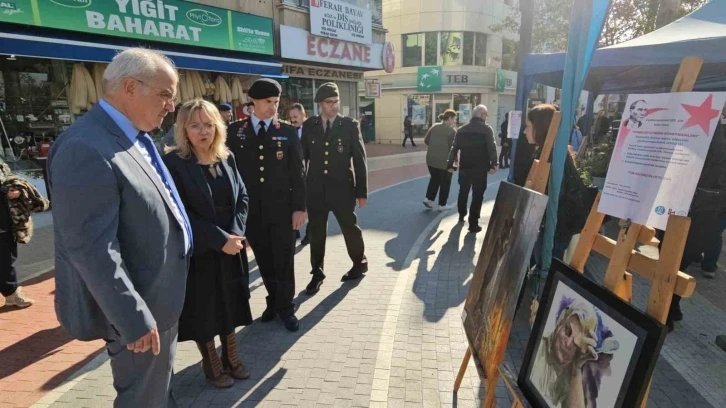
518 259 667 408
462 182 548 379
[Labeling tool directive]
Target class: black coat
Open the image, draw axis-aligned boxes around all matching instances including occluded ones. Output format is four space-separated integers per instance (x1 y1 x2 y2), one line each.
162 150 252 342
447 117 498 171
301 114 368 210
227 118 306 223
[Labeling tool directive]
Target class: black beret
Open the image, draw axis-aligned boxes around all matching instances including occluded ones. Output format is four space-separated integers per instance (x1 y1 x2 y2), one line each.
315 82 339 103
248 78 281 100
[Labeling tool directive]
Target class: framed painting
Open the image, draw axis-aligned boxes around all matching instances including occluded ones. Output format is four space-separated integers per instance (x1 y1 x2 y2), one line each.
518 259 667 408
462 181 548 379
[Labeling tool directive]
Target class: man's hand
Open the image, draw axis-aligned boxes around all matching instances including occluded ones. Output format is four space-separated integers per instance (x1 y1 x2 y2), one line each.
292 211 307 230
358 198 367 209
448 168 456 174
7 189 20 200
222 235 244 255
127 328 160 355
489 167 498 175
574 329 598 369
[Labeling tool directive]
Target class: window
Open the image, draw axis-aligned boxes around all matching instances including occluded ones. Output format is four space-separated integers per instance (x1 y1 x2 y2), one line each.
463 32 475 65
440 32 463 66
402 33 424 67
425 32 438 66
475 33 488 66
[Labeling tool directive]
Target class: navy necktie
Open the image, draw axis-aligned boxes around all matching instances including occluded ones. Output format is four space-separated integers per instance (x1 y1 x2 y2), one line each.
137 132 193 251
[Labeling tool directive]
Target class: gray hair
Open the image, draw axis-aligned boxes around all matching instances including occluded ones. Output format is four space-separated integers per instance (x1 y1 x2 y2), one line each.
473 105 488 118
103 48 177 94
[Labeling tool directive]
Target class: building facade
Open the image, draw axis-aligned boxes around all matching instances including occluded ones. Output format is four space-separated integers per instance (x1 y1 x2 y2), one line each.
0 0 282 160
364 0 518 144
276 0 389 129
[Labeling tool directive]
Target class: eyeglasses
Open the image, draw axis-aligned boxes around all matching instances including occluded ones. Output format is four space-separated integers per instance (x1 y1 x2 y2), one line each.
322 99 340 106
188 123 215 132
135 79 178 105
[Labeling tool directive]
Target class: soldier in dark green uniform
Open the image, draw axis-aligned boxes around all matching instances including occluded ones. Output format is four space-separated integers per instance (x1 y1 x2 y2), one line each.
226 79 306 332
301 82 368 295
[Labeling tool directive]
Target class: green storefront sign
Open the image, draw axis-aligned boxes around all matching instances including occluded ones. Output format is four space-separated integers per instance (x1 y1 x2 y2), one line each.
417 66 442 92
0 0 274 55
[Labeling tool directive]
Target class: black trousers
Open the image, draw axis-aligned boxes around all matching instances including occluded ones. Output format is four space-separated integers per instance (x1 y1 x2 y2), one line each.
309 205 367 279
499 145 511 168
425 166 453 206
402 132 416 146
246 219 296 318
458 170 488 227
0 232 18 297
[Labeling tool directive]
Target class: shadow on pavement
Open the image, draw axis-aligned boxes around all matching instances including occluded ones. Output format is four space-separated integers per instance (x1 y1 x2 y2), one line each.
0 327 70 380
171 279 363 406
412 222 479 323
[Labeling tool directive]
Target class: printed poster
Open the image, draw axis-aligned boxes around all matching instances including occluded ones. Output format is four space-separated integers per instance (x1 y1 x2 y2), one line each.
598 92 726 230
507 111 522 139
412 105 427 126
459 104 472 123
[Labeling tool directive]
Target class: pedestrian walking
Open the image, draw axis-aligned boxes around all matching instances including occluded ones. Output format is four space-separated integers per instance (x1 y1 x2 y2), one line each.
0 163 48 308
218 103 233 125
288 103 310 245
163 99 252 388
447 105 498 233
403 115 416 147
226 79 306 332
423 109 457 211
49 48 192 407
301 82 368 295
499 113 511 168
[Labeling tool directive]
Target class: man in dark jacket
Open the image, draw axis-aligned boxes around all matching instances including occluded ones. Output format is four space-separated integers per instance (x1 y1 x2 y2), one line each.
301 82 368 295
403 115 415 147
226 79 306 332
447 105 498 233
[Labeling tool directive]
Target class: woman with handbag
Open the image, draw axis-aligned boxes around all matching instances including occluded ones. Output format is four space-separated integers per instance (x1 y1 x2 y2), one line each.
163 99 252 388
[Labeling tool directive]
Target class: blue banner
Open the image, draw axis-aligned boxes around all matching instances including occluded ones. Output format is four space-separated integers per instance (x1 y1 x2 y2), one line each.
540 0 612 271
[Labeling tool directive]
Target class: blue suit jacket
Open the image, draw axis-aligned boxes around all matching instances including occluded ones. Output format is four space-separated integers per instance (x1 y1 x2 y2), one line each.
48 104 188 344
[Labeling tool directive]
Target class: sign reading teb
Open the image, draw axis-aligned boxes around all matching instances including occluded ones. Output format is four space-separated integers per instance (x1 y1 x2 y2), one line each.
417 66 442 92
310 0 372 45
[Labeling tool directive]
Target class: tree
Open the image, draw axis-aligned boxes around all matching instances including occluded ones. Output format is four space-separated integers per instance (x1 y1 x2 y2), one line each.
493 0 708 53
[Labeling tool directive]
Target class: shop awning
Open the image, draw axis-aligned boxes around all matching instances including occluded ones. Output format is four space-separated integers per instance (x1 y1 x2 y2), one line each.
0 31 281 76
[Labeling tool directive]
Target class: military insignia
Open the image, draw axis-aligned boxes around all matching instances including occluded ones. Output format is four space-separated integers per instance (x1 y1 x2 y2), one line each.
337 145 344 153
276 151 284 160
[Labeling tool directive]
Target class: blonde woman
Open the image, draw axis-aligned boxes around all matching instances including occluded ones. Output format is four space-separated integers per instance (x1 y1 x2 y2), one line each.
162 99 251 388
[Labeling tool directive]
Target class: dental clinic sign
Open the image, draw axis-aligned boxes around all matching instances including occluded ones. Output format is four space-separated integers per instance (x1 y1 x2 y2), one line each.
310 0 372 45
0 0 274 55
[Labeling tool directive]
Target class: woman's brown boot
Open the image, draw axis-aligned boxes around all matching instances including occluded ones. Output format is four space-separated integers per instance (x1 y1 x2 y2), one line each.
221 332 250 380
197 340 234 388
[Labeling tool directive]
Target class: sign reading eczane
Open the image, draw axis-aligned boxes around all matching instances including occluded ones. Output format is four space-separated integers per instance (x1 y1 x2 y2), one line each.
310 0 372 45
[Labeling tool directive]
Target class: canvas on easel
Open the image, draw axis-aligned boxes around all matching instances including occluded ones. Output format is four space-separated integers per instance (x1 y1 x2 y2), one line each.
498 56 702 408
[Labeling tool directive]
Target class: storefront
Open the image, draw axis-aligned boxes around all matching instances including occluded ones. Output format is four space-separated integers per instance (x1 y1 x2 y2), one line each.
0 0 279 161
277 17 390 121
367 68 499 143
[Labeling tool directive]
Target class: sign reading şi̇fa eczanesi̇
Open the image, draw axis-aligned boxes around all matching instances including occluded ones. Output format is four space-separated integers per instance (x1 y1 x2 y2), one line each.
0 0 274 55
310 0 372 45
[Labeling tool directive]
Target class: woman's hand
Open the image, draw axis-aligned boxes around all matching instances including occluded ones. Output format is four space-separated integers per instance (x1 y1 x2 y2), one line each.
7 189 20 200
222 235 245 255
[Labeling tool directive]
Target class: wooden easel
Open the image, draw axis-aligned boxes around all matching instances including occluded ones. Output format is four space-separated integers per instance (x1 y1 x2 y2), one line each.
499 56 702 408
453 111 561 407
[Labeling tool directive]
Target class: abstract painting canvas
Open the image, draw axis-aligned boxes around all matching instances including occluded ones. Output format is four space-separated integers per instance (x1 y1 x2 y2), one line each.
519 259 667 408
462 181 548 379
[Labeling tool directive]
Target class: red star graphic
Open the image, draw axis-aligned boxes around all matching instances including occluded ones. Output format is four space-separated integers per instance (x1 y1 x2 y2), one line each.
681 94 720 135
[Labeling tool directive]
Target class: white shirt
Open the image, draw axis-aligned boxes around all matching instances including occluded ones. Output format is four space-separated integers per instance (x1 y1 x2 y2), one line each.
297 127 303 139
250 115 273 136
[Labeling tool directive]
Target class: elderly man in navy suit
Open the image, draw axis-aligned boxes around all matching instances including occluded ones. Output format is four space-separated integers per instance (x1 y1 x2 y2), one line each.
49 48 191 407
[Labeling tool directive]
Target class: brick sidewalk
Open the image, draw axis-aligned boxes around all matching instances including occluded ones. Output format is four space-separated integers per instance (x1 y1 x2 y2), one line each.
0 163 429 408
32 171 725 408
